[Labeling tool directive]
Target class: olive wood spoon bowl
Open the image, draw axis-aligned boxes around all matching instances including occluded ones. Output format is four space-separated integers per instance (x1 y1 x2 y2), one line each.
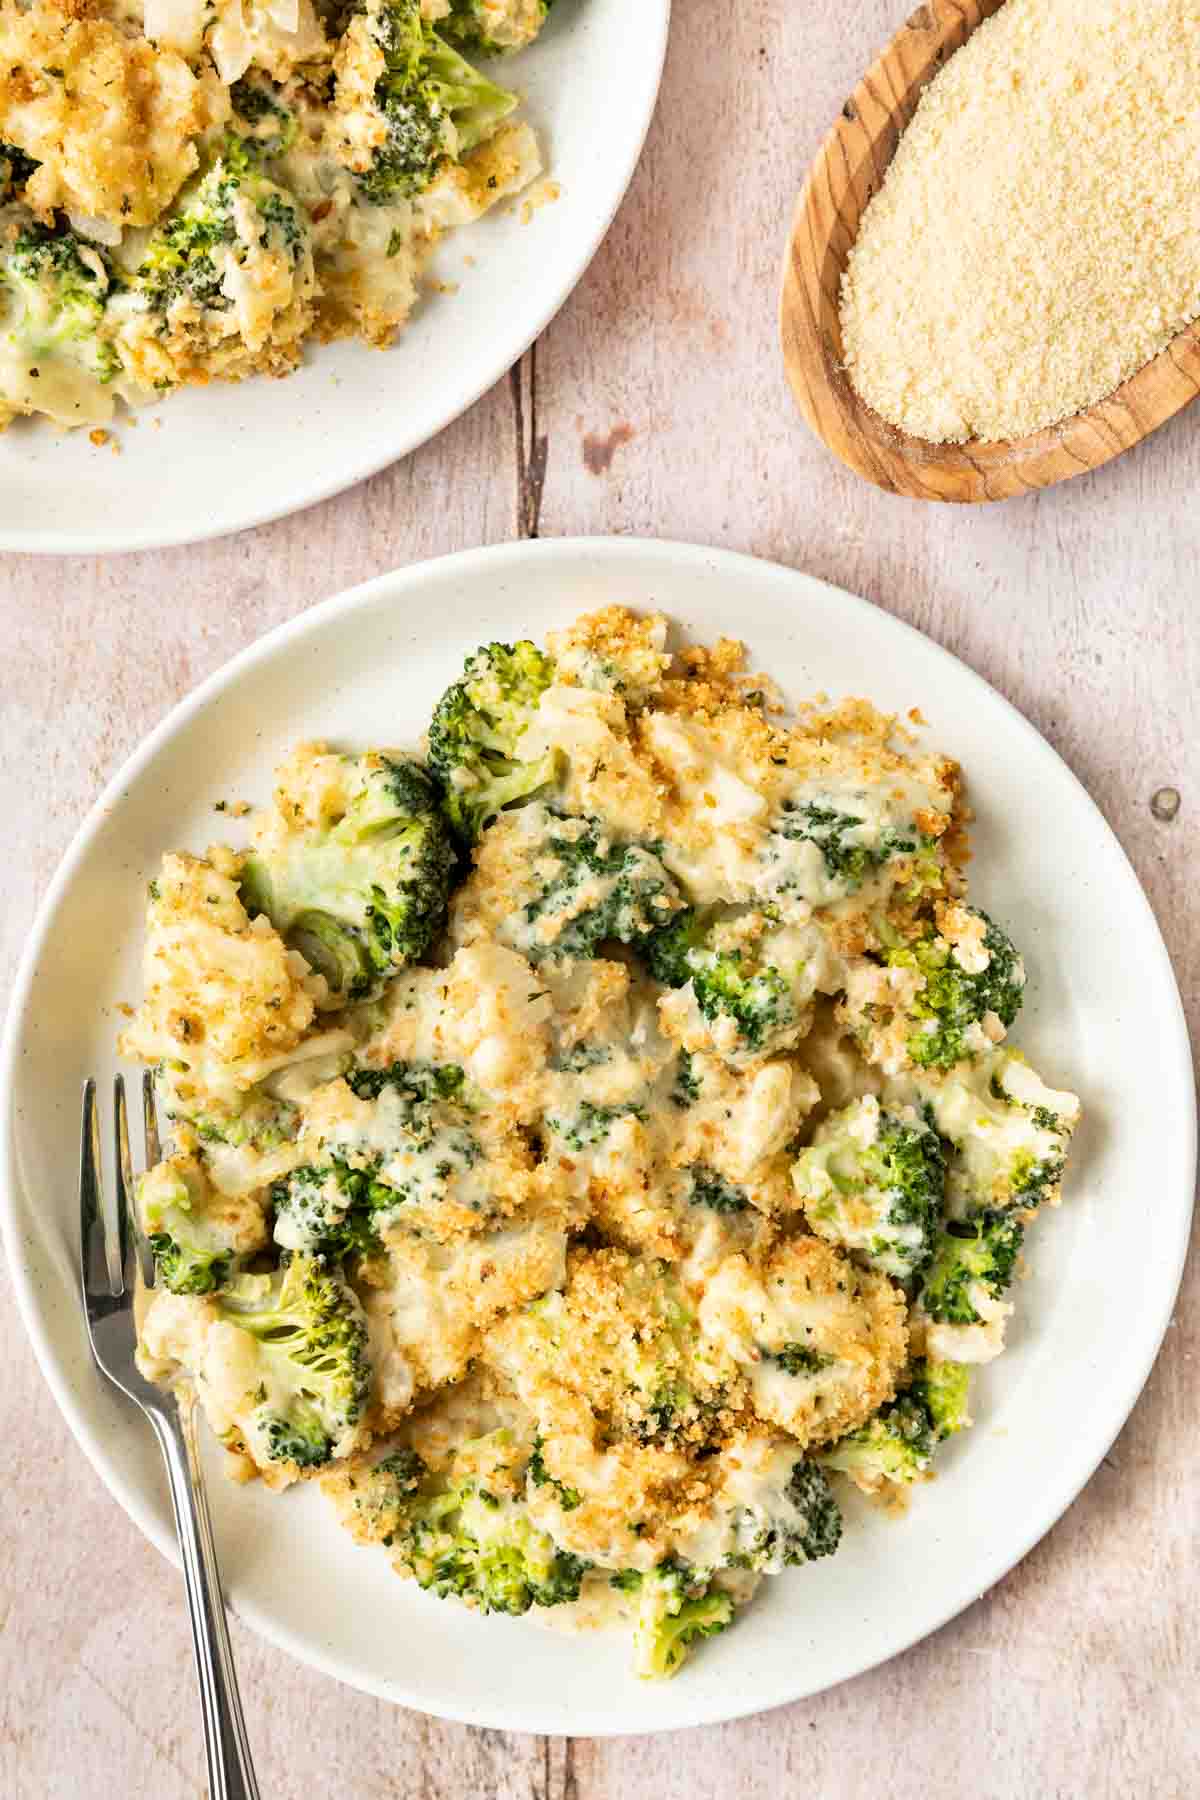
779 0 1200 503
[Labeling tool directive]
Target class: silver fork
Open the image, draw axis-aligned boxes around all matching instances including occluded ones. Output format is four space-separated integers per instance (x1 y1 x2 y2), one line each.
80 1073 262 1800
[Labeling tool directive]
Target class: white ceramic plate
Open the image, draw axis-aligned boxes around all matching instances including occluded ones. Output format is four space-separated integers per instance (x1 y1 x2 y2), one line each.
3 539 1193 1734
0 3 669 555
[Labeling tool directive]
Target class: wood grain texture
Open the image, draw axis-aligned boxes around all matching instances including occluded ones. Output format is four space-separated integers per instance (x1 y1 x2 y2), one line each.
1 4 1198 1795
779 0 1200 502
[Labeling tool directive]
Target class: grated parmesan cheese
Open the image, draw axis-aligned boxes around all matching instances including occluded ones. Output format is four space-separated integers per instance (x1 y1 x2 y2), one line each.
839 0 1200 443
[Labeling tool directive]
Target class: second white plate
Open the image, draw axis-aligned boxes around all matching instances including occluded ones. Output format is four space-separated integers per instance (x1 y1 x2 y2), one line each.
2 538 1193 1733
0 1 670 553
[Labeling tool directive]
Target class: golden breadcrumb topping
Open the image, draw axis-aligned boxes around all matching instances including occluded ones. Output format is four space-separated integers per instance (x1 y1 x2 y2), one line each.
0 1 229 226
118 851 326 1094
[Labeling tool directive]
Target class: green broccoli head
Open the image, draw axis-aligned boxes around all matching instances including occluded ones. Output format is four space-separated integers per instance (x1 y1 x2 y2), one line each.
427 640 561 843
229 75 297 156
512 817 682 961
240 755 454 1003
1 220 120 385
888 908 1025 1069
704 1444 844 1579
138 1159 245 1295
919 1210 1023 1325
390 1438 590 1613
670 1049 700 1107
544 1098 646 1152
338 1447 428 1545
631 1560 736 1680
325 1059 485 1217
914 1047 1079 1218
441 0 553 55
821 1394 936 1491
357 0 518 203
644 909 803 1060
792 1097 945 1281
157 1059 300 1157
773 798 941 896
269 1159 397 1259
770 1345 833 1376
528 1434 582 1510
908 1356 972 1440
135 136 309 317
781 1458 845 1560
215 1255 371 1469
686 1165 750 1214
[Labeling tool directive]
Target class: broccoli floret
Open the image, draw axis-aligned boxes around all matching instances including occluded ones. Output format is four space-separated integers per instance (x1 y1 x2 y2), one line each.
229 75 297 156
240 755 454 1002
544 1098 645 1151
774 799 940 894
887 909 1025 1069
644 909 803 1059
909 1356 972 1439
157 1059 300 1156
135 136 308 317
716 1451 843 1575
770 1344 833 1376
357 0 518 204
631 1560 735 1680
792 1097 945 1280
336 1447 427 1545
780 1458 844 1560
427 640 560 844
391 1441 590 1613
514 818 682 960
138 1159 245 1295
528 1434 581 1510
347 1059 467 1105
1 221 120 384
822 1363 972 1491
287 1060 487 1224
215 1255 371 1468
919 1210 1023 1325
670 1049 700 1107
631 1376 699 1447
821 1394 935 1491
270 1160 396 1258
643 908 711 988
686 1165 749 1213
442 0 553 55
913 1047 1079 1218
375 1447 426 1493
1005 1144 1067 1211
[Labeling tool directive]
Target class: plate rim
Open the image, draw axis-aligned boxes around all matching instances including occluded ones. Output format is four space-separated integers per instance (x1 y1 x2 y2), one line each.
3 535 1194 1733
0 2 671 557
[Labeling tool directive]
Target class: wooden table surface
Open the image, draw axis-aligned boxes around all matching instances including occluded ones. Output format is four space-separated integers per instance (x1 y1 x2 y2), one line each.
2 4 1197 1795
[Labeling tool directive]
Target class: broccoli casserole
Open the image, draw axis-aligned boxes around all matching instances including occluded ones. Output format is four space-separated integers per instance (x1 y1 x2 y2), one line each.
0 0 553 430
121 605 1082 1679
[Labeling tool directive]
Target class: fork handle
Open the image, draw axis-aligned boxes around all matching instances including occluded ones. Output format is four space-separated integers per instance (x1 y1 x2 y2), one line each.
150 1401 262 1800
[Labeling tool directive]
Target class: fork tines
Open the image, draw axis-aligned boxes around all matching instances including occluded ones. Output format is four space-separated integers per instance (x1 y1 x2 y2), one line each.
79 1073 155 1320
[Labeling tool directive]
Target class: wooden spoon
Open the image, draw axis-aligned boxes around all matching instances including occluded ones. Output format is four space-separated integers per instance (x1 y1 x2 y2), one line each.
779 0 1200 503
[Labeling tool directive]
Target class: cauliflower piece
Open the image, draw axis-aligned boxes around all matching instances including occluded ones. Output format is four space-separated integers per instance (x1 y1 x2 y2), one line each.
698 1236 908 1449
365 942 553 1120
119 851 329 1100
545 606 673 708
0 6 229 227
360 1205 569 1421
